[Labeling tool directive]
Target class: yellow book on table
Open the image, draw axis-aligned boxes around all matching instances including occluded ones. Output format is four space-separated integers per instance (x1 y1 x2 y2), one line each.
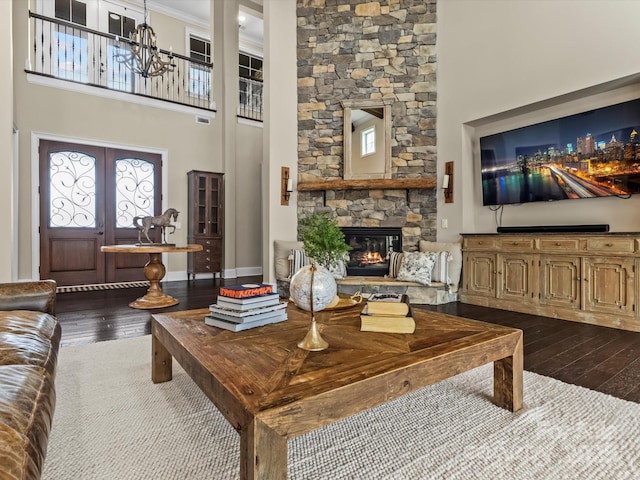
363 301 410 317
360 299 414 333
360 315 415 334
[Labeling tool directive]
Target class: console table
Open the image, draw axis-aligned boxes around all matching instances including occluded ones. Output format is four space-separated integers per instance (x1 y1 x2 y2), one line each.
101 244 203 309
460 233 640 332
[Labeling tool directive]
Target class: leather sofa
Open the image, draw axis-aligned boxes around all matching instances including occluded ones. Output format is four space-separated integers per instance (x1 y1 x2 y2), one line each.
0 280 61 480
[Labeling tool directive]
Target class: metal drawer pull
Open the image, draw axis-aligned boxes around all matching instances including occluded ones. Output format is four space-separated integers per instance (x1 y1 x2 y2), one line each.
556 242 561 246
605 243 613 247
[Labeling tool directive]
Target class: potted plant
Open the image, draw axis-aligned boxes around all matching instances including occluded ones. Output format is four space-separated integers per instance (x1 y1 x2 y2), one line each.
298 213 351 270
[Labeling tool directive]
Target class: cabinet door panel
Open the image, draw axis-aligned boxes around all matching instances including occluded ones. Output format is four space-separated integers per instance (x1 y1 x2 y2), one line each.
497 255 534 301
463 252 496 297
540 256 581 309
583 257 634 316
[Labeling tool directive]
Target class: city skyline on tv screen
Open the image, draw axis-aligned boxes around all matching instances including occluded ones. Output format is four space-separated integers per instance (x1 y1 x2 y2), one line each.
480 98 640 206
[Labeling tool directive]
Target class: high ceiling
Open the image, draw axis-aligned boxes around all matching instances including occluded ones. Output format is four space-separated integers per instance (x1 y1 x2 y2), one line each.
146 0 264 46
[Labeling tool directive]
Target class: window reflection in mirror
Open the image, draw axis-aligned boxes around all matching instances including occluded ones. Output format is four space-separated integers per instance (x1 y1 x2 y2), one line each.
342 100 391 180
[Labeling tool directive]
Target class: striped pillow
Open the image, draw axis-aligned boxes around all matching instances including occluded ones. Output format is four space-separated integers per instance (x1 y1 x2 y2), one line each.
288 249 309 278
427 251 451 284
387 251 404 278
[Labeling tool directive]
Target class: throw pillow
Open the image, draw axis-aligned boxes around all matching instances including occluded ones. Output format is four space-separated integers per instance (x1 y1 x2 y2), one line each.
274 240 304 280
387 251 404 278
289 248 310 278
424 250 451 284
396 251 437 286
419 240 462 287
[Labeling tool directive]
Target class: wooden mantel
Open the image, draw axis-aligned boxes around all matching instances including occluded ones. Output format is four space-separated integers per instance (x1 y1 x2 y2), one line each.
297 178 436 191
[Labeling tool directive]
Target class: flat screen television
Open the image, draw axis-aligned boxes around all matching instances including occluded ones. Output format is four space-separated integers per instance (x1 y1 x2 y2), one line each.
480 98 640 206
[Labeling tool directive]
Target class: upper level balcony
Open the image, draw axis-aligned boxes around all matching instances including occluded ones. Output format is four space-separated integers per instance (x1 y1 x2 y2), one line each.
26 12 264 122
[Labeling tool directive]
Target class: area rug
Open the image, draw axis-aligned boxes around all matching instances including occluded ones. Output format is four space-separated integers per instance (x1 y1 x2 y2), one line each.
56 281 149 293
42 335 640 480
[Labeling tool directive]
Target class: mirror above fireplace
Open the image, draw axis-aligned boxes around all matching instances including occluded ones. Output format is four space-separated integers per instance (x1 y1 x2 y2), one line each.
342 99 392 180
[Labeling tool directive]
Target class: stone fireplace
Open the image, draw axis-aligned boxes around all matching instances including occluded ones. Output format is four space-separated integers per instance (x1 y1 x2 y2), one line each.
341 227 402 277
296 1 439 250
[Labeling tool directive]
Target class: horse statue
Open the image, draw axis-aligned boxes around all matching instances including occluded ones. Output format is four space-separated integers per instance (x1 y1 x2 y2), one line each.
133 208 180 244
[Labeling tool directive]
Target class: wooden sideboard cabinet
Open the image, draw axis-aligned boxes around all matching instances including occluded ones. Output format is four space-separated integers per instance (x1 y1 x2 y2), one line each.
187 170 224 280
460 233 639 332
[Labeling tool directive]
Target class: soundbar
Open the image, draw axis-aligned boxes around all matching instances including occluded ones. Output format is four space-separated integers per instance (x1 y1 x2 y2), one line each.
497 224 610 234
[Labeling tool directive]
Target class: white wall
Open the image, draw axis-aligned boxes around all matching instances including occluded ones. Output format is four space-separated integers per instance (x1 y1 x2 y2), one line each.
438 0 640 240
262 0 298 283
236 120 264 275
0 0 14 282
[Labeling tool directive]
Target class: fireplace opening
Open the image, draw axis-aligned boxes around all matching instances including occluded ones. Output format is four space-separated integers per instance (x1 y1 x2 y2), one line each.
341 227 402 276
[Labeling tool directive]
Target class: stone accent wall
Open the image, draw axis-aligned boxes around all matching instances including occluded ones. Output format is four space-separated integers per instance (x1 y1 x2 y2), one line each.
296 0 437 251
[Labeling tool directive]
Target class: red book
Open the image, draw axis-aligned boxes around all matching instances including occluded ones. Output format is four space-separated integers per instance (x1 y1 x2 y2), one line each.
219 283 274 299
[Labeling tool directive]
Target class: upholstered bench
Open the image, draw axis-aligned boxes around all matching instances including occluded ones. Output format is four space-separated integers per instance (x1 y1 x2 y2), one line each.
273 240 461 305
0 280 61 480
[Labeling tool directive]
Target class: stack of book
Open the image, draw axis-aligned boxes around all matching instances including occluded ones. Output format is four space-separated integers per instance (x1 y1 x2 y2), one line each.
205 283 288 332
360 293 415 334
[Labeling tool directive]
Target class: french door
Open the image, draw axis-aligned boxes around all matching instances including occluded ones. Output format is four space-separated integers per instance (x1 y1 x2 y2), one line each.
39 140 162 286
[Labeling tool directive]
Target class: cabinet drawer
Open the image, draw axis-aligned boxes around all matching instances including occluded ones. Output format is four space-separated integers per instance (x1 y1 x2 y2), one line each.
497 237 534 251
196 238 221 247
194 251 215 263
193 239 222 252
586 238 635 254
196 244 221 256
463 237 496 250
538 238 581 252
194 259 221 271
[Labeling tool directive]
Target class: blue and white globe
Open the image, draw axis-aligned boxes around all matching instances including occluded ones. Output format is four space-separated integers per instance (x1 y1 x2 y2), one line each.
290 264 337 312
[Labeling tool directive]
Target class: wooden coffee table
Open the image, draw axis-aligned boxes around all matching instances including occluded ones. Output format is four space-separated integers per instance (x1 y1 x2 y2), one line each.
151 304 523 479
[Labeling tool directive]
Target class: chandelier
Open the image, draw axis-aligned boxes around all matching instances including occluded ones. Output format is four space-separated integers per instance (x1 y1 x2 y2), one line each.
116 0 175 78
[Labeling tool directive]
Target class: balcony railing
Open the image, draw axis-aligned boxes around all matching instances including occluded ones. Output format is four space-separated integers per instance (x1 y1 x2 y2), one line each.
28 12 214 111
238 74 263 122
27 12 265 122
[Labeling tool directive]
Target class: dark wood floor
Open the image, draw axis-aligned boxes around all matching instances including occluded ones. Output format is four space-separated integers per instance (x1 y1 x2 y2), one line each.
56 276 640 403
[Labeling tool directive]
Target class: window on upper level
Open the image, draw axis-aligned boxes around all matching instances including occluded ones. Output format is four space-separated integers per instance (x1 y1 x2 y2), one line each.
105 9 137 91
189 34 211 99
53 0 89 82
238 51 263 116
55 0 87 25
239 52 263 80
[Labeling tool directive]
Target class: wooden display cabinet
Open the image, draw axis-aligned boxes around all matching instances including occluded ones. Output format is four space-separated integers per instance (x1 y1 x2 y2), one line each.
461 233 639 332
187 170 224 280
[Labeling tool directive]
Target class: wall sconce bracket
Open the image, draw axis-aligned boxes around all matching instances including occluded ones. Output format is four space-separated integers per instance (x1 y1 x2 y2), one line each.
444 161 454 204
281 167 293 205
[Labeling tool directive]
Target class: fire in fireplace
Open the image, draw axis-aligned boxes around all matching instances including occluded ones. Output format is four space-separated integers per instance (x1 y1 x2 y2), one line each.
341 227 402 276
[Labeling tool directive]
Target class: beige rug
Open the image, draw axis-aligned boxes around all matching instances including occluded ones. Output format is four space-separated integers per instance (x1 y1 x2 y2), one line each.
43 335 640 479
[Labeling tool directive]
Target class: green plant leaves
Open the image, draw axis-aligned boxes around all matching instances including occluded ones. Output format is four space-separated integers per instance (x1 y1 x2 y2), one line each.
299 214 351 269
